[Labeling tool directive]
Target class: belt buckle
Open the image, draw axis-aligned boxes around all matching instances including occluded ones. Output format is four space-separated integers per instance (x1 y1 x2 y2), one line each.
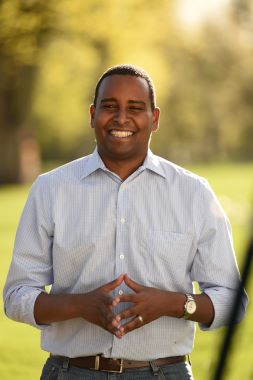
91 355 123 373
103 358 123 373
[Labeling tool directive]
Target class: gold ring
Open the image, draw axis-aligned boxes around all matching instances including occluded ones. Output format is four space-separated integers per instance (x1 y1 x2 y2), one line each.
138 315 144 324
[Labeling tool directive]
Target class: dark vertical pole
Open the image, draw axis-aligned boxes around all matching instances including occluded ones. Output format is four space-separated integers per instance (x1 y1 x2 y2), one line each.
212 235 253 380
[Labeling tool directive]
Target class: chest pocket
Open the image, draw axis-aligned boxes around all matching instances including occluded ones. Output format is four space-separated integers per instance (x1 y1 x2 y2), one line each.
133 230 194 291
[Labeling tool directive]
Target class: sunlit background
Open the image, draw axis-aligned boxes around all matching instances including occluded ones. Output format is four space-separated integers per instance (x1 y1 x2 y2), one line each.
0 1 252 379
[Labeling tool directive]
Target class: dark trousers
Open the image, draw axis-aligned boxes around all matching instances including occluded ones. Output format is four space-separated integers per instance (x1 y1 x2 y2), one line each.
40 356 194 380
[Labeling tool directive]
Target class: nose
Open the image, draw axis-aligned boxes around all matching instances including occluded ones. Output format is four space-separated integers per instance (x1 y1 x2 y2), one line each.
113 108 129 126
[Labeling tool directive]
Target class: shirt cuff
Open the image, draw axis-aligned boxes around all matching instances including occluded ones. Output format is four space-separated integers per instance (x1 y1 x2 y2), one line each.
4 287 50 331
198 287 248 331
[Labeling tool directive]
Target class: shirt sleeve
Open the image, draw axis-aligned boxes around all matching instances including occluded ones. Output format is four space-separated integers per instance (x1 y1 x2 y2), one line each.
190 180 248 330
3 176 54 330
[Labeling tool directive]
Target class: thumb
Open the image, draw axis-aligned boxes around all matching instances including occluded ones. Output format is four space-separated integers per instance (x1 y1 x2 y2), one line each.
102 274 124 293
124 274 142 293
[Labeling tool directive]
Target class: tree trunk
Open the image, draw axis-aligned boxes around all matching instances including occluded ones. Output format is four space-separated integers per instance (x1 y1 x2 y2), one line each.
0 127 20 184
0 64 40 184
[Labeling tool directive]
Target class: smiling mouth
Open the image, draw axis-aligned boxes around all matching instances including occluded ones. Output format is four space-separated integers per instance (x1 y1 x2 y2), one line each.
109 130 134 138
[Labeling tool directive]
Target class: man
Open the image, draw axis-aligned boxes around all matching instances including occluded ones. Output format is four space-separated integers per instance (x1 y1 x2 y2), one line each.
4 64 248 380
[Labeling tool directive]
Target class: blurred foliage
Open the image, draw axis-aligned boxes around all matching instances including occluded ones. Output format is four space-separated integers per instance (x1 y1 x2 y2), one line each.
31 0 173 160
0 0 253 183
0 0 56 182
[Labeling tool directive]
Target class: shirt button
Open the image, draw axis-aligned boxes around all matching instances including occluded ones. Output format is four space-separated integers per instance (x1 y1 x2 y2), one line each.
118 290 124 295
120 218 125 224
120 254 125 260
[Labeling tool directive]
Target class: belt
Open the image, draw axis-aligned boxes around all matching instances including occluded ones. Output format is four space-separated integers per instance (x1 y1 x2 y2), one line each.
51 354 187 373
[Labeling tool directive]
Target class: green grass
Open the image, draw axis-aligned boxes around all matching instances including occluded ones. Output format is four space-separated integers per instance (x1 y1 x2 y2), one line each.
185 162 253 380
0 186 48 379
0 162 253 380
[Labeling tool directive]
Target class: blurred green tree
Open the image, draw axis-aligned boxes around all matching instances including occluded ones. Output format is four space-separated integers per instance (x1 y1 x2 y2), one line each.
31 0 173 162
152 0 253 163
1 0 253 183
0 0 173 182
0 0 56 183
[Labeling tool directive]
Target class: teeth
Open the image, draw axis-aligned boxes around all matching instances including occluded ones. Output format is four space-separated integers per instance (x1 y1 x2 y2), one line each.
110 130 134 138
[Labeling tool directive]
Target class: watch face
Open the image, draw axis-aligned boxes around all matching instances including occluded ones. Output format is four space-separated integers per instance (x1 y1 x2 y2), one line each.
187 300 196 314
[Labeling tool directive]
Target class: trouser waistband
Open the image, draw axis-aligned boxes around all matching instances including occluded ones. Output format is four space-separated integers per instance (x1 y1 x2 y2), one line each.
50 354 187 373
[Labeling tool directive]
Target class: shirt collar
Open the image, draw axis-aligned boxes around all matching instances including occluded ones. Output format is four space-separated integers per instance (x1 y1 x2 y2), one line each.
142 149 166 178
81 148 106 179
81 148 166 179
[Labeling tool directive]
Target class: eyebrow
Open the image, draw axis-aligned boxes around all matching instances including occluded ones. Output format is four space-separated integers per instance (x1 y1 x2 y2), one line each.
128 100 146 106
100 98 146 106
100 98 116 103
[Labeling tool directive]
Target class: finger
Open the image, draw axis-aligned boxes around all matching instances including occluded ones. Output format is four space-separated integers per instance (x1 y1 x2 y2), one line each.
102 294 115 306
118 293 136 303
111 296 121 307
102 274 124 293
108 308 122 325
101 307 121 331
119 315 144 335
124 274 142 293
101 305 115 322
115 329 125 339
107 323 122 336
104 314 125 339
115 307 137 322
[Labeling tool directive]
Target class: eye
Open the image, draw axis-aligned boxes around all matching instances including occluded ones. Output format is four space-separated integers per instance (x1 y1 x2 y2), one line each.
129 106 143 111
101 104 117 109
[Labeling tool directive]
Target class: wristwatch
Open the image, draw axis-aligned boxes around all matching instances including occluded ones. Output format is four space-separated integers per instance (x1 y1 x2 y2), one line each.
182 293 197 320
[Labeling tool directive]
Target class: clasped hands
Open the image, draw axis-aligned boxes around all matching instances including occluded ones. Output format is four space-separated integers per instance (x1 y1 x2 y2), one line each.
82 273 171 339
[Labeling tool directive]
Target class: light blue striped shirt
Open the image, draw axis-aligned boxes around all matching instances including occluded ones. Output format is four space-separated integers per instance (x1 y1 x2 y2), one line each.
3 149 247 360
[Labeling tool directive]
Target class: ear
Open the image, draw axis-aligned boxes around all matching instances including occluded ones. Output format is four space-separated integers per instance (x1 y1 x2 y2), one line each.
90 104 96 129
151 107 160 132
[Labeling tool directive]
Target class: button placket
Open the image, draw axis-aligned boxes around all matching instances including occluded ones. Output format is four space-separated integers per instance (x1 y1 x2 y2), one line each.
110 178 138 357
114 184 128 302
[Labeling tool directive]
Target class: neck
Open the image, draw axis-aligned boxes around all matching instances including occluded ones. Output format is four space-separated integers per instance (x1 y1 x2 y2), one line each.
99 153 147 180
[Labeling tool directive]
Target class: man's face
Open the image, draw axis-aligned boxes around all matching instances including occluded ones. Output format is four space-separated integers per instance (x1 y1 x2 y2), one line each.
90 75 160 164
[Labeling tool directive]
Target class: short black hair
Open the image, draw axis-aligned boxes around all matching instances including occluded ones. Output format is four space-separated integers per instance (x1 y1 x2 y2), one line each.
93 64 156 111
